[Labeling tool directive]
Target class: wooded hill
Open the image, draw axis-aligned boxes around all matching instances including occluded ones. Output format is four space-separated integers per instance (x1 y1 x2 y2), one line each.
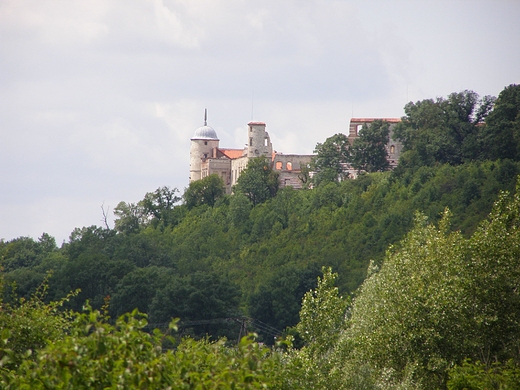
1 84 520 388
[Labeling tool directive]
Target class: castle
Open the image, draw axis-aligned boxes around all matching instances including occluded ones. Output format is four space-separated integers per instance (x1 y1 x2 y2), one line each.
189 111 402 193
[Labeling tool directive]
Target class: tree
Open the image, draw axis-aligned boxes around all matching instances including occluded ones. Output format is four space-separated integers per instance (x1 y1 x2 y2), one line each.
247 263 320 340
0 276 77 370
286 267 350 389
0 234 58 272
310 133 350 186
336 181 520 388
394 90 495 168
113 187 182 233
149 271 241 339
350 120 390 173
481 84 520 161
345 211 471 388
113 202 144 234
109 266 174 318
184 174 225 209
1 307 297 389
234 157 279 206
140 186 182 228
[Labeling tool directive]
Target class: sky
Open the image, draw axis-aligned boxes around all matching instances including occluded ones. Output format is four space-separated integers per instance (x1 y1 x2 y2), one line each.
1 0 519 244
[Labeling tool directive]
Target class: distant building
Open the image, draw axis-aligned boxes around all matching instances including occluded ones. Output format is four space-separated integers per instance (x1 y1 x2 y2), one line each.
189 112 403 191
189 111 312 193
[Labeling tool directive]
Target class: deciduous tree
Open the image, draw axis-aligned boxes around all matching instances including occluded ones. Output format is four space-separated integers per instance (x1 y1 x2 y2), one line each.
310 133 350 185
234 157 279 206
350 120 390 173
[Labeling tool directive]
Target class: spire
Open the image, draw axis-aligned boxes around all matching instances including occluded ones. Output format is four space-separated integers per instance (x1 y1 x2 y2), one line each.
204 108 207 126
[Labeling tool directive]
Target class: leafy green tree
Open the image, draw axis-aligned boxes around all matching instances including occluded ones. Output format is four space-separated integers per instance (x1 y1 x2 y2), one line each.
140 186 182 228
394 90 495 168
350 120 390 173
286 267 350 389
63 226 116 265
334 181 520 388
310 133 350 186
448 359 520 390
113 187 182 233
481 84 520 161
228 192 252 229
345 211 470 388
0 277 77 370
184 174 226 209
51 253 134 311
109 266 174 318
0 234 58 272
1 307 297 389
234 157 279 206
247 263 320 339
149 271 241 339
113 202 145 234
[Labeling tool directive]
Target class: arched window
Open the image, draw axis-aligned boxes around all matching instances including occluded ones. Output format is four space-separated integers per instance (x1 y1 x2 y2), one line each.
390 145 395 154
287 162 292 171
275 161 283 170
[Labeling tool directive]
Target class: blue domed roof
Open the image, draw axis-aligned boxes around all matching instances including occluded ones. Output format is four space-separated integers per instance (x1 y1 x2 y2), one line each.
191 125 219 140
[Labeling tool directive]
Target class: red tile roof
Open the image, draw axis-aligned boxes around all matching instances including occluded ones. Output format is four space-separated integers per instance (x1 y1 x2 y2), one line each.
219 149 244 159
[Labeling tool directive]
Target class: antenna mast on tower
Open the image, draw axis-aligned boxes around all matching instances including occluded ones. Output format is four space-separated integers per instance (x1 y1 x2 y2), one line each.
204 108 207 126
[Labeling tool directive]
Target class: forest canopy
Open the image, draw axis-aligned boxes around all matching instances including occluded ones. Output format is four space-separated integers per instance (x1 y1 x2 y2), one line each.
1 84 520 388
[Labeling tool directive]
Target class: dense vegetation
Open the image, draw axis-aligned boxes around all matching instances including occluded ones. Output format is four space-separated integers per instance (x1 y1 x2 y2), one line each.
1 84 520 388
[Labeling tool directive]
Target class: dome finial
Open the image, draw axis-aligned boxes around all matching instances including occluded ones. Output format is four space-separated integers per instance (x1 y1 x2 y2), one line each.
204 108 207 126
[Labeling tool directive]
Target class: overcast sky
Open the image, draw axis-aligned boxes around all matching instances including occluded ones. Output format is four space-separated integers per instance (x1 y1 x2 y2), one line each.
1 0 519 244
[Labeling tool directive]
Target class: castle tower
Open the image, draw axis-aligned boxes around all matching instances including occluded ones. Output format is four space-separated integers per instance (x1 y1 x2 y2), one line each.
189 110 219 182
246 121 272 158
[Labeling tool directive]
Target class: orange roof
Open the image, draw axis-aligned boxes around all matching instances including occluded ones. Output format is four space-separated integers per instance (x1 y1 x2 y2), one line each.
219 148 244 159
350 118 401 123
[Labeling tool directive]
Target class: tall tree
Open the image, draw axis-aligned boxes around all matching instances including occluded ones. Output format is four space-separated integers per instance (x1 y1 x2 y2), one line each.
234 157 279 206
481 84 520 161
394 90 495 168
310 133 350 186
350 120 390 173
184 174 226 209
113 186 182 233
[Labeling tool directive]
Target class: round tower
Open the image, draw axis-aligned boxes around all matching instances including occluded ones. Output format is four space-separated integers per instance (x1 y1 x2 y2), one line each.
189 110 219 182
246 121 272 158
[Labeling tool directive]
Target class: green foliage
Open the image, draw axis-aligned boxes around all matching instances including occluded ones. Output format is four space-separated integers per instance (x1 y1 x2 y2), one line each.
394 90 495 169
1 306 297 389
114 186 182 233
184 174 226 209
287 267 350 389
4 159 519 344
149 271 241 339
0 234 58 272
248 263 320 339
350 120 390 173
0 276 77 370
481 84 520 161
334 178 520 388
448 360 520 390
311 133 350 186
345 211 470 388
234 157 279 205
